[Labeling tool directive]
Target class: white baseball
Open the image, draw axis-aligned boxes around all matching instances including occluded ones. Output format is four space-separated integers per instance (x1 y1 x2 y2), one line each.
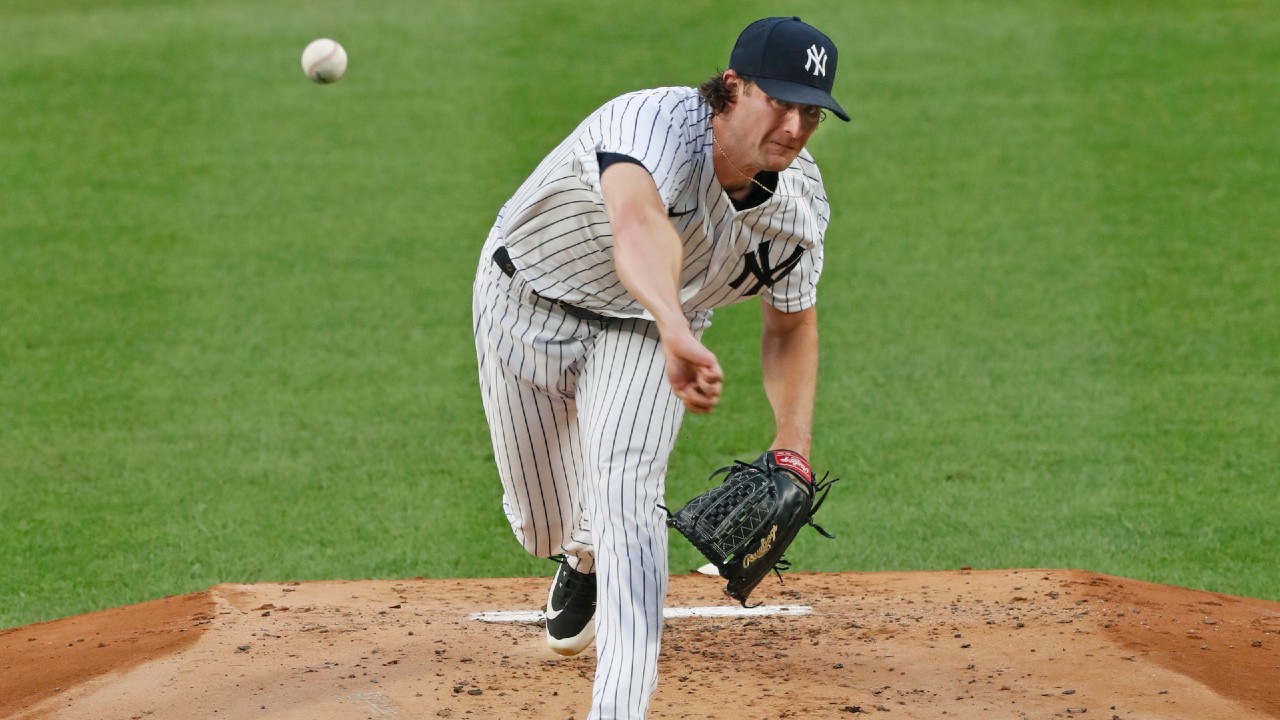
301 38 347 84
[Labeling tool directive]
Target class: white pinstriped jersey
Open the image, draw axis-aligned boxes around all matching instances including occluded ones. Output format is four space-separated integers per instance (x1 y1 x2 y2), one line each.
489 86 830 328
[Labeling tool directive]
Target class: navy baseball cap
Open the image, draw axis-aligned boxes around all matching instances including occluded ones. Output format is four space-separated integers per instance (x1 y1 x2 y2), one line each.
729 16 850 122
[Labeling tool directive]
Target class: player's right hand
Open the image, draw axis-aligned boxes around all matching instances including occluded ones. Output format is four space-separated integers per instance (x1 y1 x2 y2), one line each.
662 331 723 414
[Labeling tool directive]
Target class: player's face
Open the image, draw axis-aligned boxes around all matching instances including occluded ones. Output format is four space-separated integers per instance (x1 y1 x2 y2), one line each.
731 82 824 171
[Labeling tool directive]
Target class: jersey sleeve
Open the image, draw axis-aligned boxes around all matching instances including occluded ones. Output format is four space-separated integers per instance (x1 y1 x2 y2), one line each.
579 89 695 209
759 154 830 313
759 238 823 313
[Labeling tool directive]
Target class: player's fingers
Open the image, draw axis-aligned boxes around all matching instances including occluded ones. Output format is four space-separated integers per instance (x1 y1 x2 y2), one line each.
701 358 724 382
695 374 721 401
695 386 720 411
697 363 722 388
665 346 720 412
683 396 716 414
674 382 718 414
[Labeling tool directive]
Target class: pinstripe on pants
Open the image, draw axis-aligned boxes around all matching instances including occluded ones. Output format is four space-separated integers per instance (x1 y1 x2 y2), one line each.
473 247 689 719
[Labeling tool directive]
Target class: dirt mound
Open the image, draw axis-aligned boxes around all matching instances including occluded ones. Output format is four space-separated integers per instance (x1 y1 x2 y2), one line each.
3 570 1278 719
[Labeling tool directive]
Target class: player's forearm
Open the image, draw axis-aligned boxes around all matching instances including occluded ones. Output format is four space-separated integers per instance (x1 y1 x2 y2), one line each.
761 305 818 457
613 221 688 332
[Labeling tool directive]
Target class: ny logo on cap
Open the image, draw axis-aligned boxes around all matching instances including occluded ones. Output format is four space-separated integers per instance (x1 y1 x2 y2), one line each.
804 44 828 77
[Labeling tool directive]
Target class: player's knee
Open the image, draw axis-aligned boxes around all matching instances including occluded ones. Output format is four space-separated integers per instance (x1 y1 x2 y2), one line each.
509 521 564 559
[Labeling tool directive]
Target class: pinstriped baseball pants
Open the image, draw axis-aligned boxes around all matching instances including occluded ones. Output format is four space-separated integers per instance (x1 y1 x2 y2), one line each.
473 249 688 719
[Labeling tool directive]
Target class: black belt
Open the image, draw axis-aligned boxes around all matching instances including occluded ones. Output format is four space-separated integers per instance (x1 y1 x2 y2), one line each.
492 247 608 322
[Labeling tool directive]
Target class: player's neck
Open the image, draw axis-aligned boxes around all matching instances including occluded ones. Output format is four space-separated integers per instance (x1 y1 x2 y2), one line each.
711 118 761 200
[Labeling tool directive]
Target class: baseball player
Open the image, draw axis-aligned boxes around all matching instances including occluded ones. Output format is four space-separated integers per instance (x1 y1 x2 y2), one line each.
472 17 847 719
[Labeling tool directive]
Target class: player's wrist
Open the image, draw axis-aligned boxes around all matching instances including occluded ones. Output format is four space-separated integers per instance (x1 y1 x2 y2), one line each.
769 435 811 460
653 310 694 339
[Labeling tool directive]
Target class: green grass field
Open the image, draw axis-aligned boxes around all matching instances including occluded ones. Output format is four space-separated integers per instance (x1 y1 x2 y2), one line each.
2 0 1277 629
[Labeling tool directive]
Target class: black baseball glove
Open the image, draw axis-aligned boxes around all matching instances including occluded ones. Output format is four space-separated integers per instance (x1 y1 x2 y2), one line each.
666 450 837 606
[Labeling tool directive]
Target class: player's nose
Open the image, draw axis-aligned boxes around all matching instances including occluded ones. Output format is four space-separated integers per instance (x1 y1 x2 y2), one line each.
779 106 805 136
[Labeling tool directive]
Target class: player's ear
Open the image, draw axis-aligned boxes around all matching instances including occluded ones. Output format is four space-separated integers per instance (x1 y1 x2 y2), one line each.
723 70 745 107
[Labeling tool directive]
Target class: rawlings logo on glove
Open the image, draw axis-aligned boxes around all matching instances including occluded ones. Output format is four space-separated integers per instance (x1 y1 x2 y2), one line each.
665 450 837 606
741 525 779 568
770 449 812 483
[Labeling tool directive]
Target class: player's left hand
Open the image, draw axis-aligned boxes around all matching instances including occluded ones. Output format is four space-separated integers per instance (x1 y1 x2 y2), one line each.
667 449 838 605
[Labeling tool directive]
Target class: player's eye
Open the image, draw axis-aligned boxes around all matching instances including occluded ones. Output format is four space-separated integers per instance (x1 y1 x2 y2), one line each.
767 96 824 127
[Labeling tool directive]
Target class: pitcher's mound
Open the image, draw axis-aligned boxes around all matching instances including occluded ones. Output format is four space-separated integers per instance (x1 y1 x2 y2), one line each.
3 569 1278 719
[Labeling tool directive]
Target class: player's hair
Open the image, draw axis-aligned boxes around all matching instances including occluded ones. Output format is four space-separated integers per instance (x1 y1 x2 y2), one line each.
698 71 752 116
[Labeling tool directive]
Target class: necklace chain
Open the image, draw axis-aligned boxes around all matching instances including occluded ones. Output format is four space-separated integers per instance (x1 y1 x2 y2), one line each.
712 130 803 199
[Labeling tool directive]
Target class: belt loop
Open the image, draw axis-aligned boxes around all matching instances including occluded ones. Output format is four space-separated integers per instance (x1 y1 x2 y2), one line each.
492 246 517 278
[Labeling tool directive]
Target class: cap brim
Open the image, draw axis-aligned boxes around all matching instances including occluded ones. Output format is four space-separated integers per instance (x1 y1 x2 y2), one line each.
752 77 850 122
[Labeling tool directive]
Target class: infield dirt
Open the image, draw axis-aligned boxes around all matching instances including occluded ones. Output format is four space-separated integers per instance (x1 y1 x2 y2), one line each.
3 569 1278 719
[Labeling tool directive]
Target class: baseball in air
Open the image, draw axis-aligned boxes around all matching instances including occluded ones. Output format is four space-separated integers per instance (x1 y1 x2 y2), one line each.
301 38 347 84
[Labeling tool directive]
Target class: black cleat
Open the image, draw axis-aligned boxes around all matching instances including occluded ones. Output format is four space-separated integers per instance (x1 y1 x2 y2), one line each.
545 561 597 656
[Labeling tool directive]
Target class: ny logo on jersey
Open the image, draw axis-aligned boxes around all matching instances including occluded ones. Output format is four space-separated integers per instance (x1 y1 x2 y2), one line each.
729 240 806 296
804 44 828 77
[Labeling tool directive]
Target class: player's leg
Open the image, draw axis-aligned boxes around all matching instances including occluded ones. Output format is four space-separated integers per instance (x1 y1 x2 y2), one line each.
474 249 606 655
576 317 688 720
475 340 602 656
472 255 595 571
475 353 592 562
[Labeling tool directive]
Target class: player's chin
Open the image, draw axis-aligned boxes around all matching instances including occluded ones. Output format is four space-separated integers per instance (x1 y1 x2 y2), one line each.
763 150 800 171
